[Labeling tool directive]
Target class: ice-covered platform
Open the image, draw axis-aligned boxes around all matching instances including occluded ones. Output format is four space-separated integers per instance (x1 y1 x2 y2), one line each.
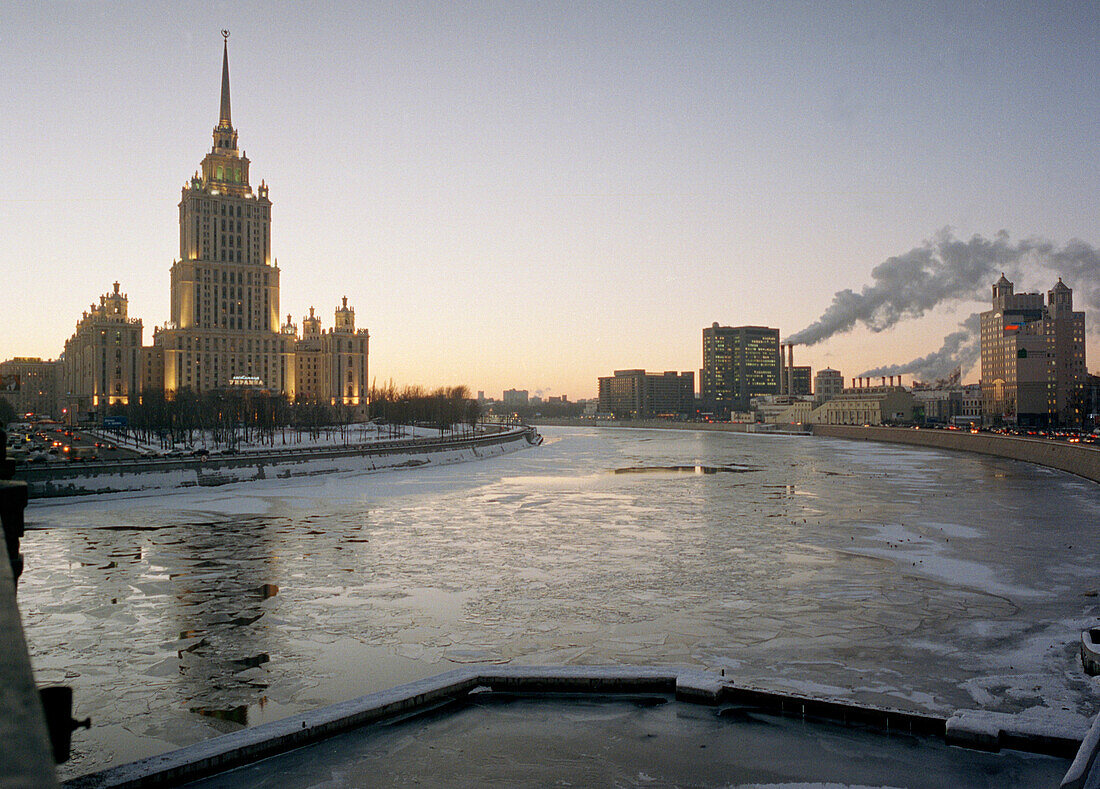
62 665 1098 788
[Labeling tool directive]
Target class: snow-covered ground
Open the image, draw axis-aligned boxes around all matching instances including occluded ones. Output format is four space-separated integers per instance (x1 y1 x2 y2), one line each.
28 427 531 498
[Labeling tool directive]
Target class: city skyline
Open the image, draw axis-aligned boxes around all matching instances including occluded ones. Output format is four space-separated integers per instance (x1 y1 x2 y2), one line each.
3 3 1099 399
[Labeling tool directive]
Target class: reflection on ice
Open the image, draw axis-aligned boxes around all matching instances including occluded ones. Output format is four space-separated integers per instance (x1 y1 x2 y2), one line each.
17 425 1100 779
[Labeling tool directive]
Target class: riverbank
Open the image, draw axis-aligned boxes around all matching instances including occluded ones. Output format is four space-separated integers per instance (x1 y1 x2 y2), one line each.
16 426 540 498
812 424 1100 485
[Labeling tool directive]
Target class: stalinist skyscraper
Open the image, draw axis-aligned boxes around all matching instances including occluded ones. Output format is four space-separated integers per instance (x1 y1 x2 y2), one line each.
150 32 296 396
47 33 371 417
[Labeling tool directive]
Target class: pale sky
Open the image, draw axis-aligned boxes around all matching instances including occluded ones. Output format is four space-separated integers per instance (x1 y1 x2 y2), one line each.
2 2 1098 399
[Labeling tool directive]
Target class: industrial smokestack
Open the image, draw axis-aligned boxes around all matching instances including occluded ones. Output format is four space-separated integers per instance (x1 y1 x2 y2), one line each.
779 344 785 395
788 344 795 395
784 231 1100 382
781 344 787 395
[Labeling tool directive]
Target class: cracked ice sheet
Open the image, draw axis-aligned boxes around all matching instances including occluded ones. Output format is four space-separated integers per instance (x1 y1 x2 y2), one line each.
17 426 1100 780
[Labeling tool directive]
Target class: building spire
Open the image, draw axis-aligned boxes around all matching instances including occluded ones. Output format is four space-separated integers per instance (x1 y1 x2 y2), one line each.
219 30 232 129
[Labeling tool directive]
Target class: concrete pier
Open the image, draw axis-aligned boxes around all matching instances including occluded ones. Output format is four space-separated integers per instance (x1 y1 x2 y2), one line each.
64 665 1092 788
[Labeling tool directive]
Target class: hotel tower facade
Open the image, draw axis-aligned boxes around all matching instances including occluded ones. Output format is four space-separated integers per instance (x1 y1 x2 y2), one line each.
140 34 368 407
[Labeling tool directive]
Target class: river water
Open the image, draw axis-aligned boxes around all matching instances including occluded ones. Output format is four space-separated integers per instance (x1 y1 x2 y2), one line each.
18 426 1100 779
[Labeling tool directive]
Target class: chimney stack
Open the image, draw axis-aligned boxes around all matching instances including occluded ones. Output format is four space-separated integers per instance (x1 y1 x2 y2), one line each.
788 344 795 395
782 344 788 395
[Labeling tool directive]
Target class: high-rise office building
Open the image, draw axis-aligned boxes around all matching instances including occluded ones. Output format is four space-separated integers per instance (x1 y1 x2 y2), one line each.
701 324 780 415
980 275 1086 427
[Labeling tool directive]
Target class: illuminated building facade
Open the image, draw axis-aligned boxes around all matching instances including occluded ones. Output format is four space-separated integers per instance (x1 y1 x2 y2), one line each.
149 34 368 407
13 35 371 421
60 282 144 419
153 34 295 396
701 324 780 416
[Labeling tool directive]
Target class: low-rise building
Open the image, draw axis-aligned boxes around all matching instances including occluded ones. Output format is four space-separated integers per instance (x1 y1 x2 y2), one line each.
0 357 61 419
597 369 695 419
763 399 814 424
808 386 917 425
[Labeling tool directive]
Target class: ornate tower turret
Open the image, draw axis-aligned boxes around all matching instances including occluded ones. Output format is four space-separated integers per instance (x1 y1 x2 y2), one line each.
992 273 1013 307
1048 278 1073 318
334 296 355 333
303 306 322 340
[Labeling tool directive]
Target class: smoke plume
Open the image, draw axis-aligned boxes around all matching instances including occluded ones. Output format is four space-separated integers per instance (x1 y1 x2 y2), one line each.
788 229 1099 380
860 313 980 381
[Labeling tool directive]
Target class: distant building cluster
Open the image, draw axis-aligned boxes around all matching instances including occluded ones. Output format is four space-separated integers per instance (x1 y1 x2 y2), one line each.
583 274 1091 429
0 38 369 423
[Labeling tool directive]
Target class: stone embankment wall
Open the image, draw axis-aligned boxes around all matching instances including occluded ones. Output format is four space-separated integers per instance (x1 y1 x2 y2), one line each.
17 427 538 499
813 425 1100 484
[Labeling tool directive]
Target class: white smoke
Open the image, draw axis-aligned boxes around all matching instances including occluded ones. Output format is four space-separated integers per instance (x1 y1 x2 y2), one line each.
860 313 980 380
788 229 1098 380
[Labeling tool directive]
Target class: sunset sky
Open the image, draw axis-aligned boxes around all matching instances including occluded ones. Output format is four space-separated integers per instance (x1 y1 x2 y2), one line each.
2 2 1098 399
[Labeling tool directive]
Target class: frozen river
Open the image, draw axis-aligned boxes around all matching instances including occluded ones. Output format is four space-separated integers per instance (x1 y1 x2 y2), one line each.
18 426 1100 779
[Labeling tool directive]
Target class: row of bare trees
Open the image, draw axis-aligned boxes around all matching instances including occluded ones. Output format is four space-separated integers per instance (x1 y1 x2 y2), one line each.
367 383 480 437
104 383 480 449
